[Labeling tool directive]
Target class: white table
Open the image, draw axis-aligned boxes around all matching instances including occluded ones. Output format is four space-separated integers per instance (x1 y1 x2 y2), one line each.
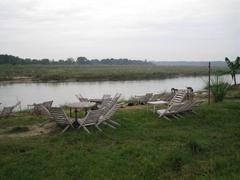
147 100 168 113
65 102 96 120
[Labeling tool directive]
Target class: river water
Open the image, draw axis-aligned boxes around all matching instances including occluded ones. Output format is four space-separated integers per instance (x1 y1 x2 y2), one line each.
0 74 239 109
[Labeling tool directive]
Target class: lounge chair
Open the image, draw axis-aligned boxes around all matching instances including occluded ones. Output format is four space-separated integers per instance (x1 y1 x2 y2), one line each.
97 94 112 109
47 107 75 133
75 94 89 102
168 90 187 106
157 103 185 120
33 100 53 115
0 101 21 118
97 93 121 128
77 108 105 133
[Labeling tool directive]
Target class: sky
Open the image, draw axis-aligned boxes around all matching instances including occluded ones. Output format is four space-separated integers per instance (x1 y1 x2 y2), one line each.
0 0 239 61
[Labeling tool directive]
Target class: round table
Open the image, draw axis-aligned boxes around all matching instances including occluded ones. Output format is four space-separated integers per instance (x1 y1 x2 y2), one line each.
65 102 96 120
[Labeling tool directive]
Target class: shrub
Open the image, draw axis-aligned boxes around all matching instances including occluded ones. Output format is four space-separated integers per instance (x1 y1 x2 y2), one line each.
210 76 230 102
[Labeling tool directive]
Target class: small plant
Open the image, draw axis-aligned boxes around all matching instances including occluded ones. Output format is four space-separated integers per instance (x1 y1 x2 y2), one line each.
210 76 230 102
172 157 183 173
187 140 203 155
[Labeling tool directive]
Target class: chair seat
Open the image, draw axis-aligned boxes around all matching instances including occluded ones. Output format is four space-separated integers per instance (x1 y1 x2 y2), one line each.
157 109 168 115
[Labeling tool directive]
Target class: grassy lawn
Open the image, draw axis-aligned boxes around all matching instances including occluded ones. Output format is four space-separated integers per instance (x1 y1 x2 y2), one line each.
0 64 226 82
0 100 240 179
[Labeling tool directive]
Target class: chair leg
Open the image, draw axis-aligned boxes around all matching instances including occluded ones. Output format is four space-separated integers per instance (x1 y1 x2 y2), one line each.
177 114 184 118
83 126 91 134
109 120 120 126
163 116 171 121
95 125 103 132
172 115 179 119
61 125 70 134
40 119 52 127
103 122 116 129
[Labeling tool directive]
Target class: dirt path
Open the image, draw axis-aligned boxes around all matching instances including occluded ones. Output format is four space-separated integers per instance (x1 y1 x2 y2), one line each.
0 122 57 138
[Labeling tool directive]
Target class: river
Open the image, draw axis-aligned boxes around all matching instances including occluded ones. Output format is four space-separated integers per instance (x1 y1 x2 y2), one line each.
0 74 239 109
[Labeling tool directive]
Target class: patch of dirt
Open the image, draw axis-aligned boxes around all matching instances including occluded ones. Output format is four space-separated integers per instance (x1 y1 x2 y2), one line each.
123 105 146 110
0 122 57 138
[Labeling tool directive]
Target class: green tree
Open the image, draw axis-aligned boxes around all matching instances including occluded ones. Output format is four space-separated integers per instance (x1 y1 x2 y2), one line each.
225 57 240 85
76 57 88 64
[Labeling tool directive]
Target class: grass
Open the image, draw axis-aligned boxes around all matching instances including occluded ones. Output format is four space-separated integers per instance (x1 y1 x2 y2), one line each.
0 64 227 82
0 100 240 179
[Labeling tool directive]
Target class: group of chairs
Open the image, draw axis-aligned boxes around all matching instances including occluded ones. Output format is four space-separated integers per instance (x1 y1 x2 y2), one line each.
35 93 121 134
131 87 193 105
0 101 21 118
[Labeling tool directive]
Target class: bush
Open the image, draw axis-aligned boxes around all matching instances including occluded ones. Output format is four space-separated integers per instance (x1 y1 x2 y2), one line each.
210 76 230 102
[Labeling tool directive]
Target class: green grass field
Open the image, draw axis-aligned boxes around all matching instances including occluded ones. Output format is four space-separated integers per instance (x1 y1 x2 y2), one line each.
0 100 240 179
0 64 226 82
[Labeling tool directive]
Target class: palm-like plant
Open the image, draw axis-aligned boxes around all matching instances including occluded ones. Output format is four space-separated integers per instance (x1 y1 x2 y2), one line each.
225 57 240 85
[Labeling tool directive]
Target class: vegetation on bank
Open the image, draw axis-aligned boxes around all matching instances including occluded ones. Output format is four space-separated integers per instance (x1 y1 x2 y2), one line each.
0 64 227 82
0 54 151 65
0 100 240 179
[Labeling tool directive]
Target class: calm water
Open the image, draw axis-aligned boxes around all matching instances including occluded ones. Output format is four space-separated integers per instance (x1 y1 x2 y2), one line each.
0 75 239 109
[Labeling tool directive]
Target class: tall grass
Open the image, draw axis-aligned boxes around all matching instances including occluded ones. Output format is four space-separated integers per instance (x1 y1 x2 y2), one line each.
210 76 230 102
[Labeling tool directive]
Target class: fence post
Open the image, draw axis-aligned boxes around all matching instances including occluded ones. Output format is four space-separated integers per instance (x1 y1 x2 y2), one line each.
208 62 211 105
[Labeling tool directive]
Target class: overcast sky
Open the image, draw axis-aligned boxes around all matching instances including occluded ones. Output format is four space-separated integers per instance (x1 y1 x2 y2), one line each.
0 0 239 61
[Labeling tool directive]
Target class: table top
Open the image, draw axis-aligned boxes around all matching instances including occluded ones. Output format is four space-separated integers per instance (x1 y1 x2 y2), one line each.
147 100 168 105
65 102 96 108
89 98 103 103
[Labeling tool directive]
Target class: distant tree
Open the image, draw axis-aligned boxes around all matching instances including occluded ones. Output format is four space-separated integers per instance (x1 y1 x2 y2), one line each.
65 57 75 64
41 58 50 64
76 57 88 64
225 57 240 85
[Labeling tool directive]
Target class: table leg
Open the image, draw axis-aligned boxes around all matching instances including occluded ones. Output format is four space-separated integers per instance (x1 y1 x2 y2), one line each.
153 105 156 113
70 108 72 117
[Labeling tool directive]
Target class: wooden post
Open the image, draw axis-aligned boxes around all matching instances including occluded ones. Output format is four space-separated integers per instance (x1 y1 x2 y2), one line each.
208 62 211 105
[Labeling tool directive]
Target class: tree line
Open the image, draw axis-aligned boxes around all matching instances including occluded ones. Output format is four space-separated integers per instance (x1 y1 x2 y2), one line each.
0 54 151 65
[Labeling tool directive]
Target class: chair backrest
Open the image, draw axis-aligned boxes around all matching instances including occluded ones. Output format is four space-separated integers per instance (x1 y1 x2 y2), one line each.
33 100 53 115
81 108 104 125
76 94 89 102
48 107 72 125
102 94 111 99
98 103 118 124
42 100 53 109
0 101 21 117
169 90 187 106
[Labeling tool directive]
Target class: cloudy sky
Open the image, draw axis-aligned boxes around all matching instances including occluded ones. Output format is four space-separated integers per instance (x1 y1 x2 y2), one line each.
0 0 239 61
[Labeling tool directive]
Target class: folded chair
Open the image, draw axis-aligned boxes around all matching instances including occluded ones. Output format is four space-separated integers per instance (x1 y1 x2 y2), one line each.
157 103 185 120
75 94 89 102
33 100 53 115
77 108 105 133
47 107 75 133
0 101 21 118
